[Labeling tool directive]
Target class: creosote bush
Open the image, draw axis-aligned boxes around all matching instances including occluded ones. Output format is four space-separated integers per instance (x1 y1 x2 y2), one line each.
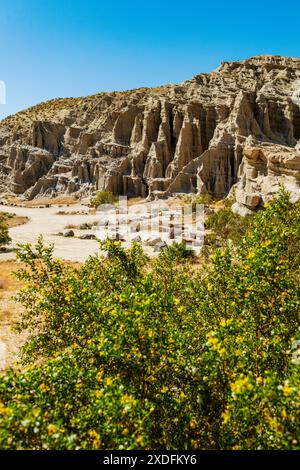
0 189 299 450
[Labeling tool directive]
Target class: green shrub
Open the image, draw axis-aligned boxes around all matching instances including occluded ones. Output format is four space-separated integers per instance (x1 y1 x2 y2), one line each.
205 206 253 244
0 189 299 450
159 241 195 262
0 215 11 247
90 191 117 208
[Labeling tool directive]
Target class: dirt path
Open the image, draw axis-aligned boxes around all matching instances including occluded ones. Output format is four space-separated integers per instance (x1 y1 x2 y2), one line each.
0 204 102 262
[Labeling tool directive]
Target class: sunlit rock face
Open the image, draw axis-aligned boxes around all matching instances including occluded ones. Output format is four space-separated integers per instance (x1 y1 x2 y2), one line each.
0 55 300 211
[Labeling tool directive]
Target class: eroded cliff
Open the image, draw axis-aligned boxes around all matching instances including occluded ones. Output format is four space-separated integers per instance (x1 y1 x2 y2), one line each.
0 55 300 212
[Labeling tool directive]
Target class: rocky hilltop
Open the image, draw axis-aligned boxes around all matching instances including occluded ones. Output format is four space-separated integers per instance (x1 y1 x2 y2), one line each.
1 55 300 213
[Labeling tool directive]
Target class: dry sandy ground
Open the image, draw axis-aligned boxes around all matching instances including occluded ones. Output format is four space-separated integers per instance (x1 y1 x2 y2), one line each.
0 261 27 370
0 201 204 263
0 203 102 262
0 259 81 370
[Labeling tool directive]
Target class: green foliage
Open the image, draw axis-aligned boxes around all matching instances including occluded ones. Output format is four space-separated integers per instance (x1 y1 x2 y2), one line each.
0 214 11 247
180 192 216 210
0 189 299 450
160 242 195 262
205 206 253 244
90 191 117 208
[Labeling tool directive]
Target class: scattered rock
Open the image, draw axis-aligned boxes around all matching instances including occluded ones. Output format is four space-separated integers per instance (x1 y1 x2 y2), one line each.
78 234 96 240
63 230 74 237
132 235 142 242
154 241 167 252
145 237 162 246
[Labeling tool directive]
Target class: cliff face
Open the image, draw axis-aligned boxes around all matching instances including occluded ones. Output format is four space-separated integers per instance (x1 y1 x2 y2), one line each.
0 55 300 212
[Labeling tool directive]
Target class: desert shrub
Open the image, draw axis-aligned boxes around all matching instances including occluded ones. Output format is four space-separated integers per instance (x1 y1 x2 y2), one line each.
90 191 117 208
0 189 299 450
0 215 11 247
0 211 15 219
160 241 195 261
181 192 216 210
205 206 253 244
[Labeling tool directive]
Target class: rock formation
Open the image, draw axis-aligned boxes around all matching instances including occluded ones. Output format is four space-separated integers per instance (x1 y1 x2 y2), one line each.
0 55 300 212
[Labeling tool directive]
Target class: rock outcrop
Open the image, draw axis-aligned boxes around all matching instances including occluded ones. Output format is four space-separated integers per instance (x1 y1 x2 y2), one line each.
0 55 300 211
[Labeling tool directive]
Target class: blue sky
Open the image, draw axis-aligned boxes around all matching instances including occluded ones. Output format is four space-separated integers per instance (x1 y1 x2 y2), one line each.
0 0 299 119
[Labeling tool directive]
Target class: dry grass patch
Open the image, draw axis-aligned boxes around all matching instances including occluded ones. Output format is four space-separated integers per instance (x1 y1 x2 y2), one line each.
0 260 26 370
0 260 81 370
6 215 30 228
4 195 78 207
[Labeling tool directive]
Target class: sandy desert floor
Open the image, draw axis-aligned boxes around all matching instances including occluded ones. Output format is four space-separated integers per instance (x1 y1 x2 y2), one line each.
0 203 103 262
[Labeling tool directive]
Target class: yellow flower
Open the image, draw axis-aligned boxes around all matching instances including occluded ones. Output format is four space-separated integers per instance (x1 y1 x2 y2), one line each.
39 383 50 393
121 394 135 404
106 377 113 386
256 376 264 385
0 403 10 416
282 385 292 396
189 417 197 429
47 424 58 435
281 409 287 419
220 318 233 327
221 409 230 424
219 348 226 357
230 376 253 395
96 369 104 382
207 336 219 350
88 429 101 447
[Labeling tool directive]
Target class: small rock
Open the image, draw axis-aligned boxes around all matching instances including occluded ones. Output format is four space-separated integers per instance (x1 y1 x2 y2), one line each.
154 241 167 252
145 237 162 246
79 223 90 230
79 234 96 240
64 230 74 237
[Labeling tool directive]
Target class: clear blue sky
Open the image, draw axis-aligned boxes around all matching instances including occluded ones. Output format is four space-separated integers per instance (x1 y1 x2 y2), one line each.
0 0 299 119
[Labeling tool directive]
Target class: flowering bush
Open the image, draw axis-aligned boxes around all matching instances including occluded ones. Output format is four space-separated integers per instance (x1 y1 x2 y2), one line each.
0 189 299 449
90 190 117 208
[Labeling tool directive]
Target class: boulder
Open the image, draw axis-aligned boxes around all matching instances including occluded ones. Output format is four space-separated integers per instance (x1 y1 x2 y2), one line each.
145 237 162 246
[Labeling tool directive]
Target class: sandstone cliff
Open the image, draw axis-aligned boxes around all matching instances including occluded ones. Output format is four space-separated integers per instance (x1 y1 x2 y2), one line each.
0 55 300 212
